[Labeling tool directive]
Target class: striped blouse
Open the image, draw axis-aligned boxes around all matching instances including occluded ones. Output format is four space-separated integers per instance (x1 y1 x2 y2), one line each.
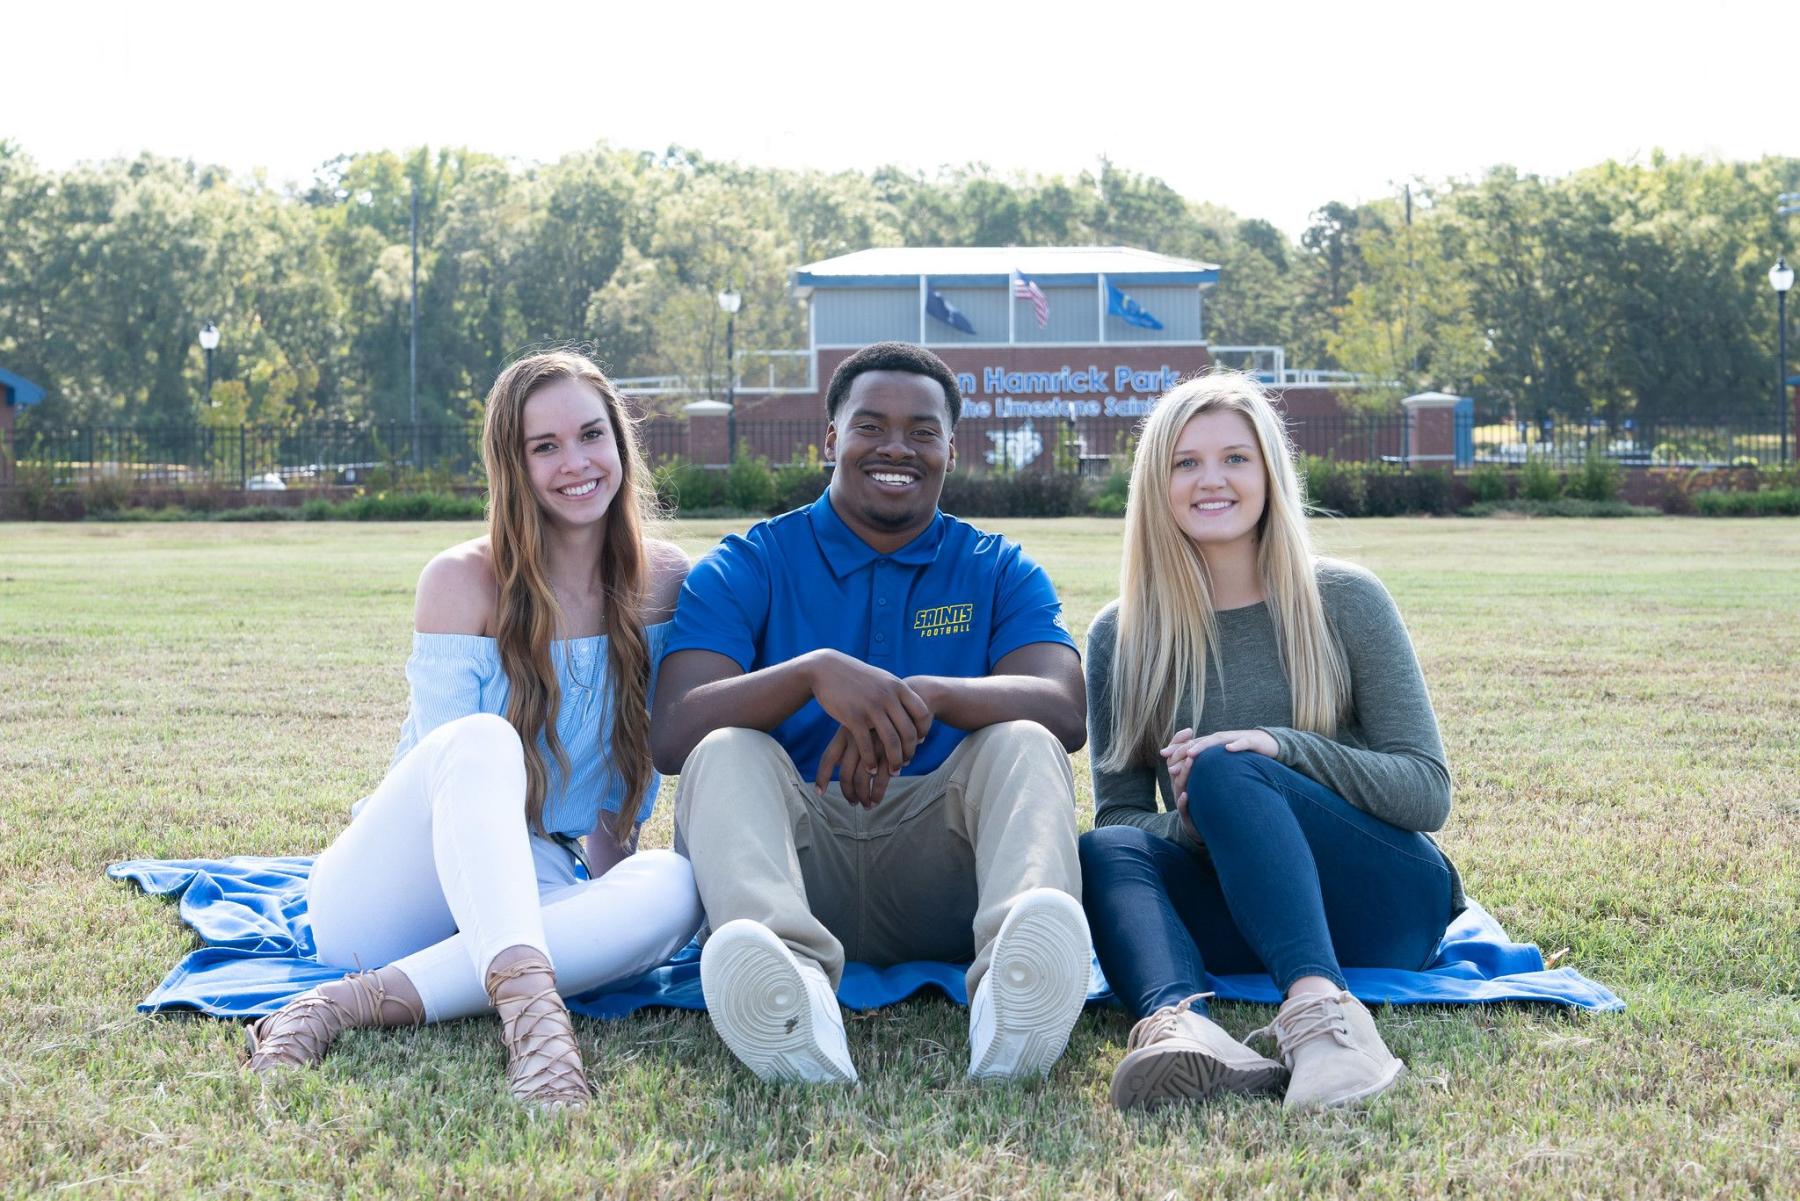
387 623 671 837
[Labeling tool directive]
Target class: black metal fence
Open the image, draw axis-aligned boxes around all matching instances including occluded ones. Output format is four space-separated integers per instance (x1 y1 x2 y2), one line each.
1466 416 1792 467
3 412 1790 490
0 420 690 488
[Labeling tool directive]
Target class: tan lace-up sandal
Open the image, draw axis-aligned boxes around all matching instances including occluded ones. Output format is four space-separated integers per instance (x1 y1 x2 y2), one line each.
486 955 593 1109
245 970 423 1071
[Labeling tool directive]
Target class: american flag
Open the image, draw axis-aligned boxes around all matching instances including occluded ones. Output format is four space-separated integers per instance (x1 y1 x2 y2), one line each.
1012 271 1049 329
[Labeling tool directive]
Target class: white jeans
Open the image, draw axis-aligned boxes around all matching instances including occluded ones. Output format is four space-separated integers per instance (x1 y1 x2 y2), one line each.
308 713 702 1023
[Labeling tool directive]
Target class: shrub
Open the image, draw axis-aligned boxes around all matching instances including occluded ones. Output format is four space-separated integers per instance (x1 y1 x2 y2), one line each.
1568 453 1623 502
1088 468 1131 516
1642 469 1701 515
722 450 778 514
1760 463 1800 490
1463 498 1655 518
82 475 132 515
6 457 60 519
653 457 720 513
1301 456 1365 516
773 464 829 511
1414 468 1457 515
324 491 485 521
1692 487 1800 516
1520 458 1563 502
1466 465 1509 504
940 472 1088 517
14 486 490 522
1362 467 1455 517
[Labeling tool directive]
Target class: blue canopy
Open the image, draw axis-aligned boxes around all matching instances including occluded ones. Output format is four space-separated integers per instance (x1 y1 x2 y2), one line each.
0 366 45 407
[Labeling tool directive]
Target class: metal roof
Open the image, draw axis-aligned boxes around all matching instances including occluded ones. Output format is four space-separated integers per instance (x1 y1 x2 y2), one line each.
0 366 45 407
792 246 1220 294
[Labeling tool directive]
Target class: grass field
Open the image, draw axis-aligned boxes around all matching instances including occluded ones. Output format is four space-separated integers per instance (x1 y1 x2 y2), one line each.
2 517 1797 1199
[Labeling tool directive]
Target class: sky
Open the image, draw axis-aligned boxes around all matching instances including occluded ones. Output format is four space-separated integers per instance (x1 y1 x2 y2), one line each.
7 0 1797 236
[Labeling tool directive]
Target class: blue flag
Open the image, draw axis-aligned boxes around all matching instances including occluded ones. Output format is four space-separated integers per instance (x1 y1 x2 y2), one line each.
1107 283 1163 330
926 288 977 335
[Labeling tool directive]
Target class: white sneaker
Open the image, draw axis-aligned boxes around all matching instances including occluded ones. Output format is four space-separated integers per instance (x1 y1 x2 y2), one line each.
700 919 857 1084
968 888 1090 1080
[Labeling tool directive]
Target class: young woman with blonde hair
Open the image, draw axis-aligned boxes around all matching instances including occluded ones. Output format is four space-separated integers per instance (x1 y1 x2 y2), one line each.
243 350 702 1107
1081 372 1461 1111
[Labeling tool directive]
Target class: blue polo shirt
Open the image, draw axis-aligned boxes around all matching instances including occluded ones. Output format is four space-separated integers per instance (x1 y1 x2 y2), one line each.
662 493 1077 782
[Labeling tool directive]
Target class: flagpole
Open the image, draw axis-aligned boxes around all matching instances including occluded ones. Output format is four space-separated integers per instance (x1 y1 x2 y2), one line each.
918 276 926 343
1097 273 1107 344
1008 273 1017 345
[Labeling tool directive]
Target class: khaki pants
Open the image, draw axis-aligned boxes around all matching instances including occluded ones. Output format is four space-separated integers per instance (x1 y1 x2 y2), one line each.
674 720 1080 995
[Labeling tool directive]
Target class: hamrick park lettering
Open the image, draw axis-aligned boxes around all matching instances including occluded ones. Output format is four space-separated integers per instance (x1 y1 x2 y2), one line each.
951 364 1183 419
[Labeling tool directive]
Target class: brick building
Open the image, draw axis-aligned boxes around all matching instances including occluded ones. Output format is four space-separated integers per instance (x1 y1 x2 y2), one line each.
641 246 1455 472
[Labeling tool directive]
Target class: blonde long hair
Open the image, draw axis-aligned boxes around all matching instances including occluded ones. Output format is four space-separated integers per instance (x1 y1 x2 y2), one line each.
1100 372 1350 773
481 350 653 846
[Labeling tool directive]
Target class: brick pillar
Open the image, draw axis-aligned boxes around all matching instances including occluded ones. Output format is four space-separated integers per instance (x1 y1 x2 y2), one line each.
683 399 733 468
1401 393 1459 467
1790 382 1798 464
0 397 15 486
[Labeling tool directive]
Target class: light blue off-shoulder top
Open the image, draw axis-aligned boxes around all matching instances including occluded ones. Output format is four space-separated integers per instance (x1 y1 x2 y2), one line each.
389 622 672 837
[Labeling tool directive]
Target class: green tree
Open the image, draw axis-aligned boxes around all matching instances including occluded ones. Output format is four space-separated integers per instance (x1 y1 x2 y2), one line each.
1292 200 1382 367
1327 198 1490 408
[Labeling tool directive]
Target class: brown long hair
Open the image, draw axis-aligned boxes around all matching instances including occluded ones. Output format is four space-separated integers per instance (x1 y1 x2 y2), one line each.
481 350 654 846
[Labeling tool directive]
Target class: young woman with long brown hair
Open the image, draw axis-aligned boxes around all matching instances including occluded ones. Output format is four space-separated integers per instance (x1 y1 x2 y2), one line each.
243 350 702 1108
1081 372 1461 1112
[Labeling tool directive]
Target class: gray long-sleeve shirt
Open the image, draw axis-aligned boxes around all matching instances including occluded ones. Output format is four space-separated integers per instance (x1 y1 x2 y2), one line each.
1085 558 1463 911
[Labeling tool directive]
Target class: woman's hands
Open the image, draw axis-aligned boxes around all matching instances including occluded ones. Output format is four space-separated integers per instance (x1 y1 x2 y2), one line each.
1162 727 1279 838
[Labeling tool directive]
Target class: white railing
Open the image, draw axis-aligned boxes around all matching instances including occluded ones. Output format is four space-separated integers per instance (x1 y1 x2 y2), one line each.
614 350 816 398
1207 347 1373 388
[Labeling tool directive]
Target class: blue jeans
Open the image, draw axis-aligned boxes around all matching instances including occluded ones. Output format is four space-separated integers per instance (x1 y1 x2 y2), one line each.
1080 746 1454 1020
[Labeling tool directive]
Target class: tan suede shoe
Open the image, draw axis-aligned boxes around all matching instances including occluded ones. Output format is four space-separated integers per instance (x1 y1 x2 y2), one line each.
1109 993 1288 1110
1251 990 1405 1110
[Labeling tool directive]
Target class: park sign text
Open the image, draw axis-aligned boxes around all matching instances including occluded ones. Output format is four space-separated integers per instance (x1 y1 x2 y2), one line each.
954 363 1183 419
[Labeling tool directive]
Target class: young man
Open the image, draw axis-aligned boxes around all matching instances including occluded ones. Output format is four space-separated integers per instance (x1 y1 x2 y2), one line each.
652 341 1090 1084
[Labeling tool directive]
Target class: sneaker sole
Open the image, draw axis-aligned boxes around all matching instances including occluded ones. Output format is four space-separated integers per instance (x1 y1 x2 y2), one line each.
1110 1043 1288 1110
700 925 855 1085
970 891 1090 1080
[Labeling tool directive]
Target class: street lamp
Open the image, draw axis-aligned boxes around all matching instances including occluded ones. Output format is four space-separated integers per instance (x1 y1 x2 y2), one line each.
717 287 742 463
198 320 221 406
1773 258 1794 465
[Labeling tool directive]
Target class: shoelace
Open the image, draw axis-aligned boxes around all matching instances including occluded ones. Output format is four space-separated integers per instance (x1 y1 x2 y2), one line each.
247 970 421 1069
1125 992 1214 1052
486 959 593 1108
1247 992 1351 1066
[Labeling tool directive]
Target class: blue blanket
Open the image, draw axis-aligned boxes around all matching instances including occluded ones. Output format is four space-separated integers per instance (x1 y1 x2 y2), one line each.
108 855 1623 1018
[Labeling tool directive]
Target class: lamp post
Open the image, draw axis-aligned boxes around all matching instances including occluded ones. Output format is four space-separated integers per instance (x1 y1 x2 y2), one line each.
717 287 741 463
198 320 221 406
1773 258 1794 465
